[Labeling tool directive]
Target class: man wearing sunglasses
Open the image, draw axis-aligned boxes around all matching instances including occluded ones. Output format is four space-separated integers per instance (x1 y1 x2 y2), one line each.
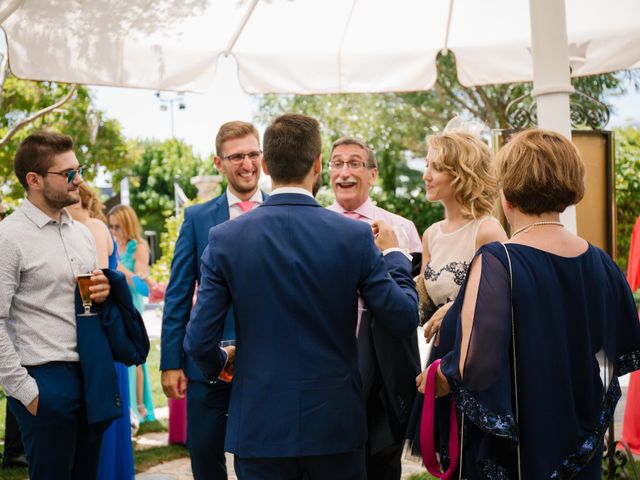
0 131 114 479
161 121 268 479
327 137 422 480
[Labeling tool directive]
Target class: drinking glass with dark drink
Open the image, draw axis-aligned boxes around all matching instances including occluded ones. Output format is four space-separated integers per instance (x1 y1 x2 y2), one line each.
218 340 236 382
77 273 96 316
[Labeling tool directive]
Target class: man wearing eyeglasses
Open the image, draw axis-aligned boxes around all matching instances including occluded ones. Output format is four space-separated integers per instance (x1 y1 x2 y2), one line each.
161 121 268 479
327 137 422 480
0 131 114 479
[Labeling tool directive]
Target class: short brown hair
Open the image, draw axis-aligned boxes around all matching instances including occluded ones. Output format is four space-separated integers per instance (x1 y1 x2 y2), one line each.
14 130 74 191
426 132 498 219
263 114 321 184
497 129 585 215
330 137 377 168
215 121 260 157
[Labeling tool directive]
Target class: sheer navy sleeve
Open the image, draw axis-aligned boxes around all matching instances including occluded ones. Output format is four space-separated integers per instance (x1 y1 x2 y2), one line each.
440 244 517 441
600 249 640 377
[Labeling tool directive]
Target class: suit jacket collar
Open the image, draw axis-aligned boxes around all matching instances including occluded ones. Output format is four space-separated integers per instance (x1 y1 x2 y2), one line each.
262 193 321 208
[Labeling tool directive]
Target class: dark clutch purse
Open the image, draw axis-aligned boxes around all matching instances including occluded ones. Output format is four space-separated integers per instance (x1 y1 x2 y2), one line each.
415 274 437 326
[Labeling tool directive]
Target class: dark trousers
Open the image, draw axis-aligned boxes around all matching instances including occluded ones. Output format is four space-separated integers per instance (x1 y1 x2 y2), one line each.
3 402 25 461
187 380 231 479
365 443 402 480
234 448 366 480
7 362 103 480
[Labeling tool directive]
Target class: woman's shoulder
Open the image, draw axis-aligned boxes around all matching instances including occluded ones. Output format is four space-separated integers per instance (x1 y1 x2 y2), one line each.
475 216 507 247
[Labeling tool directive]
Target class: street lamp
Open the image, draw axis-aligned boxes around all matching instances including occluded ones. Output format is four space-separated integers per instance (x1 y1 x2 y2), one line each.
155 91 186 138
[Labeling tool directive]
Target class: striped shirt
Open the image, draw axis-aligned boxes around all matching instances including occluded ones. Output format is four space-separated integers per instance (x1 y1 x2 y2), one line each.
0 199 97 406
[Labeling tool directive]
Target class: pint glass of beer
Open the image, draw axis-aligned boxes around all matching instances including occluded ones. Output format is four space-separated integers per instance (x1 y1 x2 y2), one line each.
77 273 96 316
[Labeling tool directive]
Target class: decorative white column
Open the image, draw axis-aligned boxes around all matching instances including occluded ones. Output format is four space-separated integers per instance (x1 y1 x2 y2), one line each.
529 0 577 233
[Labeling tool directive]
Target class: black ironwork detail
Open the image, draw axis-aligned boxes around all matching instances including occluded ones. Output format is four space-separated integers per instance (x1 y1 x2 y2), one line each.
505 88 610 130
603 426 640 479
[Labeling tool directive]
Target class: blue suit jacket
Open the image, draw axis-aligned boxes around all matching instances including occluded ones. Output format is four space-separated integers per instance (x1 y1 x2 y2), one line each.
76 269 149 427
161 191 267 382
184 193 419 457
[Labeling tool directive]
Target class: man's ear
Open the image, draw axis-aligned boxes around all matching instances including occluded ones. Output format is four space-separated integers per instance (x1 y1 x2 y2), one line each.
313 154 322 174
214 156 224 173
261 157 270 176
25 172 41 191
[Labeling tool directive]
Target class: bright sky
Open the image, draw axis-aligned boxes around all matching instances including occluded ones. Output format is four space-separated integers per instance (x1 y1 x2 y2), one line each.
92 59 640 159
91 57 258 157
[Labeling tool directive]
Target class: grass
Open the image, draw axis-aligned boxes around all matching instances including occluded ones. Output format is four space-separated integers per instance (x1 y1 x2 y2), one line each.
147 339 167 412
134 445 189 474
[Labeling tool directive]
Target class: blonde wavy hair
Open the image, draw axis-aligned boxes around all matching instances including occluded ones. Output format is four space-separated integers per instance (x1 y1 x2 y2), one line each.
426 132 498 219
107 204 146 245
78 183 107 222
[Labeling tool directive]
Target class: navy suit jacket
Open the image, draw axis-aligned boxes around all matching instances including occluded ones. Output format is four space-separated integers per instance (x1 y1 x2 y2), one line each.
76 269 149 427
161 191 267 383
184 193 419 457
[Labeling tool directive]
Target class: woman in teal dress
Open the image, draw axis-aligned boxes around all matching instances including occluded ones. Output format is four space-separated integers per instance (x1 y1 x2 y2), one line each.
108 204 156 425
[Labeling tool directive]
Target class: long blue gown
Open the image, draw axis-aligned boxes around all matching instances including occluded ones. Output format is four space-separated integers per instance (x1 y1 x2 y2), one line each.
438 242 640 479
96 239 135 480
121 239 156 424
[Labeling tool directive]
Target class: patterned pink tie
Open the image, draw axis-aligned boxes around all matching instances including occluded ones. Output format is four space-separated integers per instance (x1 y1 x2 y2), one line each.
237 201 255 213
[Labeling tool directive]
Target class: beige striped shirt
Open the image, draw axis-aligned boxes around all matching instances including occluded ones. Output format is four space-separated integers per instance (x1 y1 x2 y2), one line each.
0 199 97 406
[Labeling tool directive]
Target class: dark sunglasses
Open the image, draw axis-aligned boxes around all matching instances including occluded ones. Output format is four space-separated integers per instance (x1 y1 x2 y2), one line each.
44 166 85 184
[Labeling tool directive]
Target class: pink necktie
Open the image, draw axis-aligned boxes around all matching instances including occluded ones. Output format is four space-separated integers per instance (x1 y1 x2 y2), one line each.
237 201 255 213
343 211 366 334
343 211 362 220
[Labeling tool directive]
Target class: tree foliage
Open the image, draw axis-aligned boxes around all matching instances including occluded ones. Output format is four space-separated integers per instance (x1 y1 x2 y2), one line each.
257 56 638 236
112 138 208 235
0 76 127 198
615 125 640 271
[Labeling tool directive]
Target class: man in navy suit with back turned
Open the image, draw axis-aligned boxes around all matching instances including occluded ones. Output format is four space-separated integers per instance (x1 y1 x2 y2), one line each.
184 114 419 480
160 121 268 479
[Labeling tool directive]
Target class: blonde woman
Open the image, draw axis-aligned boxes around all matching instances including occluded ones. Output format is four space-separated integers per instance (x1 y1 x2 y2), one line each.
67 183 115 269
420 131 506 354
407 129 507 459
107 204 156 425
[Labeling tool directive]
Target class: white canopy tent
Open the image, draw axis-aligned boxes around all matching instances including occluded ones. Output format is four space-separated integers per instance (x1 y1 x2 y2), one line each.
1 0 638 95
1 0 640 229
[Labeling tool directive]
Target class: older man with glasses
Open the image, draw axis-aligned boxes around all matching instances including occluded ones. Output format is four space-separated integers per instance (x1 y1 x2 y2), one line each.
327 137 422 480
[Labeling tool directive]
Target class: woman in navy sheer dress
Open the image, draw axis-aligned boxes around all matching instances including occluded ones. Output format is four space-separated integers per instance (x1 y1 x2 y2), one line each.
419 129 640 478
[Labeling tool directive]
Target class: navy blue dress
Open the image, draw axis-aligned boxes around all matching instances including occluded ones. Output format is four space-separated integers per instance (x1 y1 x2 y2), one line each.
96 239 135 480
439 242 640 479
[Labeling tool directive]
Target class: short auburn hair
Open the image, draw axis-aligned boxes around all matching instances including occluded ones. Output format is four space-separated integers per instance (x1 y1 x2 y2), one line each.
426 132 498 219
497 129 585 215
215 121 260 158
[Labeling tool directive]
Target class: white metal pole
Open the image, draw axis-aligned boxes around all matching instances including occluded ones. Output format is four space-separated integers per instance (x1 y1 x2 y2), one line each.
529 0 577 232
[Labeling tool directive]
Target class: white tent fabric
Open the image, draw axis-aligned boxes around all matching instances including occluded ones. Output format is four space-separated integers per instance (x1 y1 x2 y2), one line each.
1 0 639 94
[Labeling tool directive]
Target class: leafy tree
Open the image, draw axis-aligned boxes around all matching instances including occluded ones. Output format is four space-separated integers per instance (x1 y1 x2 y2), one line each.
0 76 128 197
112 138 209 236
257 57 639 235
615 125 640 271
